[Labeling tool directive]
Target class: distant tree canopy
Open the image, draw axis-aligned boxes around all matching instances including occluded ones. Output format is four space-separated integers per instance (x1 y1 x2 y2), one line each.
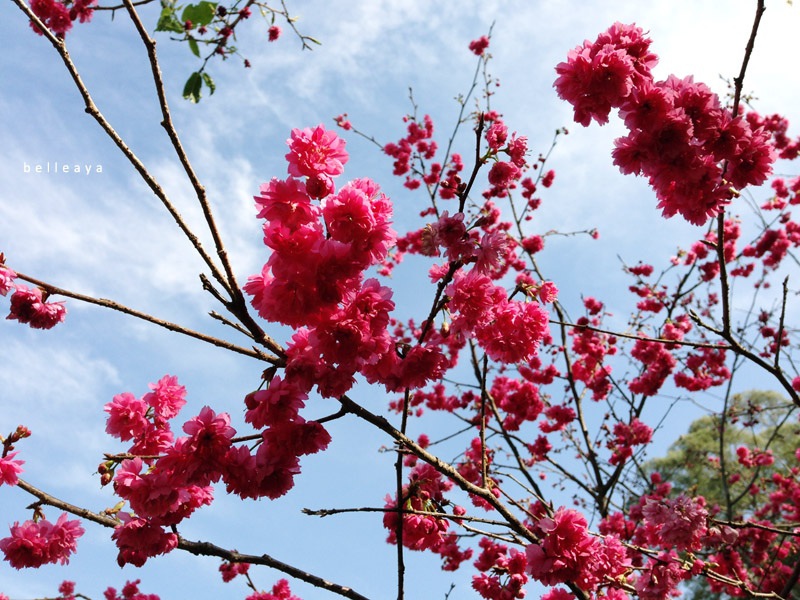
643 391 799 600
645 390 799 518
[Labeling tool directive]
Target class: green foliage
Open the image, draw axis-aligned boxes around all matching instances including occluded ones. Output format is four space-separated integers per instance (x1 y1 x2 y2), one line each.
155 0 184 34
182 71 202 103
643 391 798 600
188 37 200 57
201 72 216 95
181 1 218 27
182 71 216 103
645 390 798 516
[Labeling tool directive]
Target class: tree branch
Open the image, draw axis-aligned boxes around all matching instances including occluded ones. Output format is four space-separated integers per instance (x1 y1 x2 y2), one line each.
16 271 279 363
15 478 370 600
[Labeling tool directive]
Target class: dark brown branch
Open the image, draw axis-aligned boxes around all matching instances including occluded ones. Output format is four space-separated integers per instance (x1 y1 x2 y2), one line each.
121 0 240 295
16 271 279 363
731 0 767 117
179 539 370 600
15 478 369 600
10 0 231 295
120 0 286 360
717 0 766 337
550 318 731 350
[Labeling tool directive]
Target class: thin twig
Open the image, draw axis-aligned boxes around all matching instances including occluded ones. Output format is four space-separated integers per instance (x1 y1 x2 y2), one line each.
10 0 231 295
16 271 278 363
15 478 370 600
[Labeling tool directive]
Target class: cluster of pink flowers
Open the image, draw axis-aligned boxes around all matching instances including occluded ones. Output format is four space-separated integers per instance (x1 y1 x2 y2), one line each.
1 259 66 329
457 437 501 509
628 337 676 396
525 507 629 594
607 417 653 465
641 495 709 552
568 298 616 401
482 115 530 199
0 451 24 486
6 285 67 329
103 374 186 456
383 463 473 570
0 425 28 487
554 22 657 127
0 262 15 297
673 345 730 391
472 537 529 599
383 114 440 191
446 270 549 365
219 562 300 600
0 513 84 569
469 35 490 56
103 579 160 600
555 22 775 225
219 560 250 582
383 463 452 551
489 376 544 431
29 0 95 37
244 579 300 600
634 551 690 599
103 374 330 566
247 125 457 397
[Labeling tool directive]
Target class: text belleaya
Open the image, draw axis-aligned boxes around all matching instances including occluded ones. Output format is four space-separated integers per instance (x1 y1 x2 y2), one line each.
23 162 103 175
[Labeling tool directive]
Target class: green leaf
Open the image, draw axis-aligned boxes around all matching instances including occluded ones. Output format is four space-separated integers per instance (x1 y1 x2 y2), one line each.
201 72 216 96
181 1 217 27
156 6 185 34
182 71 203 103
188 37 200 57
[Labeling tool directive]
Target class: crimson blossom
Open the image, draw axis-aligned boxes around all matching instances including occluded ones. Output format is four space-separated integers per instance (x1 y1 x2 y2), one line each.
0 513 84 569
0 452 24 487
555 22 775 225
28 0 95 36
6 285 66 329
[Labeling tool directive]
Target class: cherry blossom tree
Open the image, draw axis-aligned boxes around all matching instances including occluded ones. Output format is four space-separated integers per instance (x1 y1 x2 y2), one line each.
2 0 800 599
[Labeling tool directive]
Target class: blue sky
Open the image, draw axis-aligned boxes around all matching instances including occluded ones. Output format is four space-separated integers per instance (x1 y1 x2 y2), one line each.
1 1 800 598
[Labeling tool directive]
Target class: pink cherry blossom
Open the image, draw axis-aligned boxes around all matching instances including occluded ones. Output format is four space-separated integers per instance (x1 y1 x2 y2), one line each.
476 298 548 364
219 560 250 582
29 0 73 36
69 0 96 23
245 578 301 600
642 495 708 551
142 375 186 420
254 177 318 228
384 463 454 552
607 418 653 465
469 35 490 56
103 578 160 600
111 513 178 567
0 264 16 296
541 589 573 600
485 121 508 151
245 376 308 429
285 125 348 179
104 392 149 442
0 513 84 569
634 551 686 599
0 451 24 486
6 285 66 329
